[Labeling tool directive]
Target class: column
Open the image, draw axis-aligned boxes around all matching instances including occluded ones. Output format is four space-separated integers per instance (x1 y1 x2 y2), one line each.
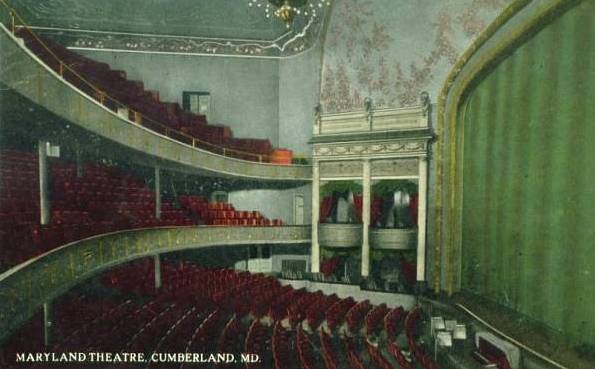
43 302 52 347
416 156 429 282
75 142 83 178
154 254 162 290
155 166 161 220
311 160 320 273
361 159 371 277
38 140 50 225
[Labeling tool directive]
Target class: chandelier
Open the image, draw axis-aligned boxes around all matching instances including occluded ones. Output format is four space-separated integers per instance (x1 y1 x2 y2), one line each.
248 0 331 27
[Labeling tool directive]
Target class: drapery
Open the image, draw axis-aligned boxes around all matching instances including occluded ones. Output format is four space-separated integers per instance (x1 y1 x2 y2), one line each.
320 256 341 277
408 192 419 227
352 194 363 222
371 196 383 225
319 196 333 223
400 257 416 285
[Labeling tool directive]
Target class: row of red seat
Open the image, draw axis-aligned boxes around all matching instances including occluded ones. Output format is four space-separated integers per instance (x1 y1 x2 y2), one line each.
365 303 391 336
296 325 319 369
405 307 440 369
245 320 271 369
326 297 357 331
104 263 421 368
320 330 342 369
0 150 288 271
4 263 435 369
15 28 293 164
345 300 372 333
306 293 340 331
179 195 283 227
272 321 296 369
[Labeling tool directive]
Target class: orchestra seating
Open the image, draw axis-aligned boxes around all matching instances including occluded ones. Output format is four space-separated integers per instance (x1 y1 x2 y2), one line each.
405 307 441 369
0 261 442 369
0 150 284 272
14 28 293 164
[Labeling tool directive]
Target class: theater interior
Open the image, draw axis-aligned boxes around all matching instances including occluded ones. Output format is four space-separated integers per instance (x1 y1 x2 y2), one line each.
0 0 593 368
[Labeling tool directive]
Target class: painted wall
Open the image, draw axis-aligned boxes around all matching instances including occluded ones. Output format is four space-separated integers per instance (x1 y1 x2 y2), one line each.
460 2 594 345
320 0 512 112
278 43 323 156
80 51 281 146
229 184 312 226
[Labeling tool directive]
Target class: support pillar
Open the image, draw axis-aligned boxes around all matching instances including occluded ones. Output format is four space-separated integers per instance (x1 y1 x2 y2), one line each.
38 140 50 225
154 254 162 290
361 159 371 277
43 302 52 347
311 160 320 273
75 142 83 178
155 166 161 220
416 156 429 282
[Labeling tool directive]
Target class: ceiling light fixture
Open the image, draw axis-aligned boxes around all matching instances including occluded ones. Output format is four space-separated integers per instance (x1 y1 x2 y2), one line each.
248 0 331 28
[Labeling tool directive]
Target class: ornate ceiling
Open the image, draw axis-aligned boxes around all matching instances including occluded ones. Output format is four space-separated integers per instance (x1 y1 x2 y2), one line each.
9 0 330 57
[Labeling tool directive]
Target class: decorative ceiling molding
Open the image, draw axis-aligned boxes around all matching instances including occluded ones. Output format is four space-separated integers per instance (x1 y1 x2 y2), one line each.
12 0 330 58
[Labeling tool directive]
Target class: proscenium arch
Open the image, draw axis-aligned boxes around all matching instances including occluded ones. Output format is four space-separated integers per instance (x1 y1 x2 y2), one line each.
0 225 312 343
434 0 580 295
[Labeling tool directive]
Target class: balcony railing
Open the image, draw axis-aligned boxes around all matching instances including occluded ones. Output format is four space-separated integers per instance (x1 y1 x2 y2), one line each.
0 225 311 343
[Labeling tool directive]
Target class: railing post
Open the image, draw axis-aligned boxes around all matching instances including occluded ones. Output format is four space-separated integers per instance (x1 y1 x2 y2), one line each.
10 10 15 34
223 148 226 156
58 63 64 77
154 254 162 290
192 139 196 147
38 140 50 225
258 155 262 163
43 303 52 347
75 141 83 178
154 166 161 220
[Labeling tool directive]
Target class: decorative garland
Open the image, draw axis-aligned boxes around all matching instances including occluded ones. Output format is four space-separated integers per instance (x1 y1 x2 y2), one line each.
320 181 362 197
371 179 418 197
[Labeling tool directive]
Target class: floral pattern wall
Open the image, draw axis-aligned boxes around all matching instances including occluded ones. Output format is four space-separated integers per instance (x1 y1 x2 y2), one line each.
320 0 512 112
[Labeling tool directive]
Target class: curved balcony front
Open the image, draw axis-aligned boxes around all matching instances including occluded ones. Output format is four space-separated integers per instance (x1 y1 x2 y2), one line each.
370 228 417 250
0 225 311 343
0 25 311 182
318 223 362 249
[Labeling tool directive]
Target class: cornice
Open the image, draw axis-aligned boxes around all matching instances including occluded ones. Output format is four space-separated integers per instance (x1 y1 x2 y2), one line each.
313 139 429 160
309 128 434 145
18 10 328 59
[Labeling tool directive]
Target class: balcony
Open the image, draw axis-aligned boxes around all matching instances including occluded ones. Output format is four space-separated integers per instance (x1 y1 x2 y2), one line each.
370 228 416 250
318 223 362 248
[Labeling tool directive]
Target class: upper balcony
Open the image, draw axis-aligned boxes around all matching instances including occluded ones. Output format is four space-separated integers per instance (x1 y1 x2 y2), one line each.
0 16 311 183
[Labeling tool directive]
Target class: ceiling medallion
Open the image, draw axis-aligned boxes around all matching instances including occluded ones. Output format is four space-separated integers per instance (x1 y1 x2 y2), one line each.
248 0 331 28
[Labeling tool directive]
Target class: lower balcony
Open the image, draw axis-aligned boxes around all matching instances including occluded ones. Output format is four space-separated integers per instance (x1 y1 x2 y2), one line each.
318 223 362 248
370 228 416 250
